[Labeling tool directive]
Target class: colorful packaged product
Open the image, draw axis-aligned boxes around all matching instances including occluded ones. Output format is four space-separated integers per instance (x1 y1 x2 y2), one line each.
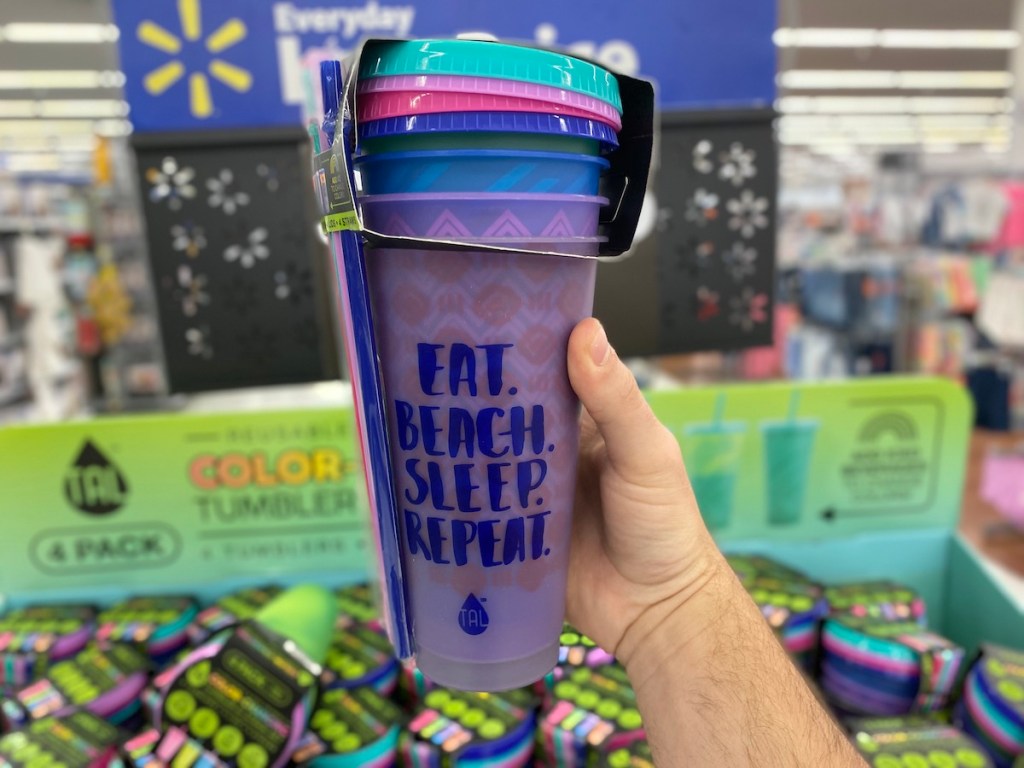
821 617 963 717
400 686 537 767
596 737 652 768
0 644 149 730
321 625 398 696
290 687 403 767
555 625 614 670
0 605 96 689
335 584 384 630
825 581 927 625
725 554 812 586
849 717 995 768
186 586 282 645
0 710 123 768
956 644 1024 768
121 726 228 768
745 575 828 669
97 597 198 663
152 585 336 768
537 664 642 767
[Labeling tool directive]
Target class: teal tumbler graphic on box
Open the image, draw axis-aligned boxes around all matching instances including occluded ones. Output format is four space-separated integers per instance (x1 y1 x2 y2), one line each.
679 394 746 530
760 391 819 526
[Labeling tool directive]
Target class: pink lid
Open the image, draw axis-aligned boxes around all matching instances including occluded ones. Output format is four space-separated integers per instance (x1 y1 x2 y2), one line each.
358 74 622 131
358 90 620 130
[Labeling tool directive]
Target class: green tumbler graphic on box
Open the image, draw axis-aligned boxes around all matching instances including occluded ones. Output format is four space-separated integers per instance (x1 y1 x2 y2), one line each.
761 390 819 526
679 393 746 531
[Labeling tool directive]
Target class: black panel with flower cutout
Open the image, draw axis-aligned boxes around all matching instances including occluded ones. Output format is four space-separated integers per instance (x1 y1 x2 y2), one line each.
135 130 338 392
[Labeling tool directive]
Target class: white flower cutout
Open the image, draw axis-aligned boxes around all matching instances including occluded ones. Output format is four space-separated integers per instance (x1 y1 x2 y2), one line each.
207 169 250 215
224 227 270 268
185 326 212 358
725 242 758 280
729 288 770 331
146 157 196 211
174 266 210 317
684 188 720 226
726 190 769 239
257 163 280 192
693 140 714 174
719 142 757 187
171 222 207 258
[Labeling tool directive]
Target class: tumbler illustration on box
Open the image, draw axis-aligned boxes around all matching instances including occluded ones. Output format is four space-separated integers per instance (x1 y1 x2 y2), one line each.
679 393 746 531
313 39 653 691
761 390 819 526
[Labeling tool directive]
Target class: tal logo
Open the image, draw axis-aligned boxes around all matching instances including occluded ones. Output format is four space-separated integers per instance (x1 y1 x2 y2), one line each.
458 594 489 636
63 440 129 516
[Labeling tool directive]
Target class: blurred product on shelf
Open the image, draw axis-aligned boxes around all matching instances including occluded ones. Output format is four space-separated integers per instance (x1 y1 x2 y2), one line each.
0 710 126 768
0 559 1012 766
849 716 996 768
980 447 1024 533
955 645 1024 767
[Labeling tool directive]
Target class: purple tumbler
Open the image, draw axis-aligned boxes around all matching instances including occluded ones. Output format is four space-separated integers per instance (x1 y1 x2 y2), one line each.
355 39 620 691
363 195 600 689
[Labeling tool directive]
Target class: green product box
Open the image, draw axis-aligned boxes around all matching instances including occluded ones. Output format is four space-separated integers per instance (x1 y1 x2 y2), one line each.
647 377 1024 655
0 408 370 606
0 377 1019 662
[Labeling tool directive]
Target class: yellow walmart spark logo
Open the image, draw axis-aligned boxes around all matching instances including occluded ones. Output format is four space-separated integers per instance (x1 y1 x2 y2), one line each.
137 0 251 119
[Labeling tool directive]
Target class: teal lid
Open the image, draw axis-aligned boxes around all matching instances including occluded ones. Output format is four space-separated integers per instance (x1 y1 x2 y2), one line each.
256 585 338 668
359 40 622 112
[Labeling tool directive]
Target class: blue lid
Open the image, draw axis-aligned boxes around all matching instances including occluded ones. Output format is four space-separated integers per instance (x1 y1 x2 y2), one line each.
353 148 609 167
358 111 618 148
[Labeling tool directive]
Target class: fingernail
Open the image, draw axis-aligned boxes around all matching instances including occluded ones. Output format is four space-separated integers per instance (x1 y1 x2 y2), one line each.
590 322 612 366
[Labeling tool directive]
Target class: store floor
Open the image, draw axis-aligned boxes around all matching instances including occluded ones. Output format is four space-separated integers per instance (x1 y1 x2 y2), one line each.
960 430 1024 582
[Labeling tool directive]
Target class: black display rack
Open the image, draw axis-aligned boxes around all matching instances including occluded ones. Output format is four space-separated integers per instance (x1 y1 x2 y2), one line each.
133 128 339 393
594 108 777 356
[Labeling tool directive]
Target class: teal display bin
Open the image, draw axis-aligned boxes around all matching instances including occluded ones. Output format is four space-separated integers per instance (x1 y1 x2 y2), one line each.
0 377 1019 656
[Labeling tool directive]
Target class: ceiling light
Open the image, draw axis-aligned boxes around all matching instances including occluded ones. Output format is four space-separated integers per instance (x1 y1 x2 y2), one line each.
774 28 1019 50
0 70 125 89
777 96 1015 114
781 71 898 89
0 101 35 117
780 70 1013 90
779 128 1011 144
0 119 94 135
0 23 120 43
781 129 1010 146
898 71 1014 89
780 115 1011 131
1 135 94 152
923 143 959 154
0 99 132 118
37 100 129 118
878 30 1018 49
3 153 90 173
95 119 132 136
0 119 131 137
774 28 877 47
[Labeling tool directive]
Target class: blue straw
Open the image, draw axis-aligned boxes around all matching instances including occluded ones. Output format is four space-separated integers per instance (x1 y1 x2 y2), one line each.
320 60 342 148
320 62 411 658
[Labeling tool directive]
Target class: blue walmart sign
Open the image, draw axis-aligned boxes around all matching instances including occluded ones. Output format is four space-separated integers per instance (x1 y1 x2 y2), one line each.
112 0 776 133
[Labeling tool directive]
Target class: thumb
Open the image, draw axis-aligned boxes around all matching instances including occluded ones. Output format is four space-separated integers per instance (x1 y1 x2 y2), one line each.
567 318 682 481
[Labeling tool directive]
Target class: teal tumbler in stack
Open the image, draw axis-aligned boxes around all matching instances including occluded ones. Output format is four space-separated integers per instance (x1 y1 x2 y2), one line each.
353 40 624 691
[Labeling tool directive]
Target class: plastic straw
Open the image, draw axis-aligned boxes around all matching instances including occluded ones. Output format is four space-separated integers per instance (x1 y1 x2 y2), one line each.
786 389 801 422
319 62 411 658
712 391 726 426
